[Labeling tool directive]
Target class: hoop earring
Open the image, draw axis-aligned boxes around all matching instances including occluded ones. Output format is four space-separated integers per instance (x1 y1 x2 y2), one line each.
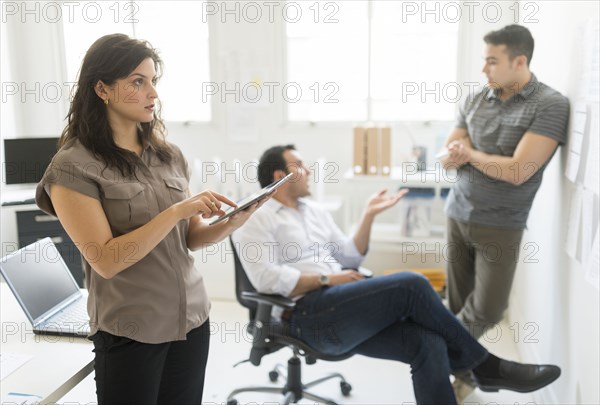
104 99 109 105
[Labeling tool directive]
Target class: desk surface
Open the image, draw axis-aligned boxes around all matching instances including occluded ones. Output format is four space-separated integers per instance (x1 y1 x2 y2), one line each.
0 282 94 403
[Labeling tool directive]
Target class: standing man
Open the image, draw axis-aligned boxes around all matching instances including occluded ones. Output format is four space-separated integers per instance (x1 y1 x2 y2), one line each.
441 24 569 400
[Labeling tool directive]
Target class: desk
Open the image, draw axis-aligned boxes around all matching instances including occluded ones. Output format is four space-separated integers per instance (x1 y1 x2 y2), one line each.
0 282 94 403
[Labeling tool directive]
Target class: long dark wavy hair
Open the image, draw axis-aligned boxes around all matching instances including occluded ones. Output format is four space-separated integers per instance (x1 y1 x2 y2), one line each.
60 33 173 178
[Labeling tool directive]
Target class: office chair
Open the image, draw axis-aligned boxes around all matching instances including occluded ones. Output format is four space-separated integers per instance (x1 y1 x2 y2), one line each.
226 237 353 405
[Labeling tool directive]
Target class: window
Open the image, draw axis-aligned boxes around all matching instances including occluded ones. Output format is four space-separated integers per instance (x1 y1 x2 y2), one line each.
62 1 211 122
285 1 460 122
286 2 369 121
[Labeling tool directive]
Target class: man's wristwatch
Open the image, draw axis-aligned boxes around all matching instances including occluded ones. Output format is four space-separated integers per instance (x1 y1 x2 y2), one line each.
319 273 330 287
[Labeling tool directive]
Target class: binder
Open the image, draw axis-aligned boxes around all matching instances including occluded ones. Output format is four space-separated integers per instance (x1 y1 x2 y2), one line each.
380 126 391 176
353 125 392 176
366 127 379 175
353 127 367 175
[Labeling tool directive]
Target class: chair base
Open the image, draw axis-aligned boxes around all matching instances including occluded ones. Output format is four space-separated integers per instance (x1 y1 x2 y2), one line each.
227 355 351 405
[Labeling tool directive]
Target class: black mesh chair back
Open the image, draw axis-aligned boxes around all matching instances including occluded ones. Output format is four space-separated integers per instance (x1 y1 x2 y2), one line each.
231 237 258 320
226 236 354 405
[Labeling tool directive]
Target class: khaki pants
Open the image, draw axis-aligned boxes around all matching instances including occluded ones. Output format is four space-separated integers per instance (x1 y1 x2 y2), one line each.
446 218 524 340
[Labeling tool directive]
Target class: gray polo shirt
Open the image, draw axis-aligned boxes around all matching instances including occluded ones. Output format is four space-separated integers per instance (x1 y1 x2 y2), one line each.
36 140 210 344
445 74 569 229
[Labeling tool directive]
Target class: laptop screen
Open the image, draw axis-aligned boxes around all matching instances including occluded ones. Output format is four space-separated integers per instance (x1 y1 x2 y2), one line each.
0 238 80 322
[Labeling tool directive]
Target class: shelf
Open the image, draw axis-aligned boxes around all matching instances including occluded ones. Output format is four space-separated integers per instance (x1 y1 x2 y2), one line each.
343 166 456 187
343 168 450 263
352 223 445 246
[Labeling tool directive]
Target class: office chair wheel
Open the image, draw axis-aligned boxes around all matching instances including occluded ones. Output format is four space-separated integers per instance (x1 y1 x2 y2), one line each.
340 381 352 396
268 370 279 382
226 400 238 405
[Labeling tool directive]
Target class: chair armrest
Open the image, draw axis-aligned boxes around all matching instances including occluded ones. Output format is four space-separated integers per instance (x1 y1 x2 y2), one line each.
241 291 296 310
240 292 295 366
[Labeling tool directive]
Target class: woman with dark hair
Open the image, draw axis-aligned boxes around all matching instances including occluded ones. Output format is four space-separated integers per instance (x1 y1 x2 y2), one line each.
35 34 263 404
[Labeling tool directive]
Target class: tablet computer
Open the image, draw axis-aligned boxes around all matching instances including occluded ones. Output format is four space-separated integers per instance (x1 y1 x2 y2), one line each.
209 172 294 225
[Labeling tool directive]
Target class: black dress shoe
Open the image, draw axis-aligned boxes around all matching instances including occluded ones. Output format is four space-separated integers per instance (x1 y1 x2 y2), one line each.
472 360 561 393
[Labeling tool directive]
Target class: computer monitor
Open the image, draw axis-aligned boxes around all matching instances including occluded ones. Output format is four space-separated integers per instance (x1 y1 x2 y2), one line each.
3 137 59 185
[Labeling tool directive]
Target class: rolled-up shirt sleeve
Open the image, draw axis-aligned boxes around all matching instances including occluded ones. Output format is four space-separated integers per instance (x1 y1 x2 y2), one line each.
36 146 101 216
232 214 301 297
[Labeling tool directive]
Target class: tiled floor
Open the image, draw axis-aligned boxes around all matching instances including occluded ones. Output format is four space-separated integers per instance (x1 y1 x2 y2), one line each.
61 299 537 405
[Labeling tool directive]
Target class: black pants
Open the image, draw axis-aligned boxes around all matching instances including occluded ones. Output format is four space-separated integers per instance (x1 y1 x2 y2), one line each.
91 320 210 405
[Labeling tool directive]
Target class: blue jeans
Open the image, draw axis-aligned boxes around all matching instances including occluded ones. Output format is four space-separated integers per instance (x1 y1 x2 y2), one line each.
287 272 488 404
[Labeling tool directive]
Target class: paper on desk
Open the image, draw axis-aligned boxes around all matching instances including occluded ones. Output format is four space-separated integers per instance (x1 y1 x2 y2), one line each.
0 392 42 405
0 352 33 381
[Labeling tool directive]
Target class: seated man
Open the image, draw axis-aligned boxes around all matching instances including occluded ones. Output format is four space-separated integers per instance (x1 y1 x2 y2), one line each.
232 145 561 404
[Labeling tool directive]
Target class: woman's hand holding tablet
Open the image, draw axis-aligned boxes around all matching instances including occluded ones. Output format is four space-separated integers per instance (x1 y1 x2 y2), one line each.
209 173 294 225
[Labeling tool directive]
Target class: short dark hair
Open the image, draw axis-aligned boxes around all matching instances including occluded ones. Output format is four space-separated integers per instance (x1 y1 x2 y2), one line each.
258 145 296 187
484 24 534 66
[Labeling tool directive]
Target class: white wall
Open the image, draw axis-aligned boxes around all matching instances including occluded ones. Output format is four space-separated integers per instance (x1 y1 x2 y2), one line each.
1 14 67 199
508 1 600 403
2 16 66 136
1 19 16 140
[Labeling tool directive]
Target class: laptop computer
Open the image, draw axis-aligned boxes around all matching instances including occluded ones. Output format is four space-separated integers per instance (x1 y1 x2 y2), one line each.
0 237 90 337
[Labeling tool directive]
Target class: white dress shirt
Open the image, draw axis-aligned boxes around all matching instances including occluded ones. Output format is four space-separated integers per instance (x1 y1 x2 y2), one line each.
231 198 366 299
